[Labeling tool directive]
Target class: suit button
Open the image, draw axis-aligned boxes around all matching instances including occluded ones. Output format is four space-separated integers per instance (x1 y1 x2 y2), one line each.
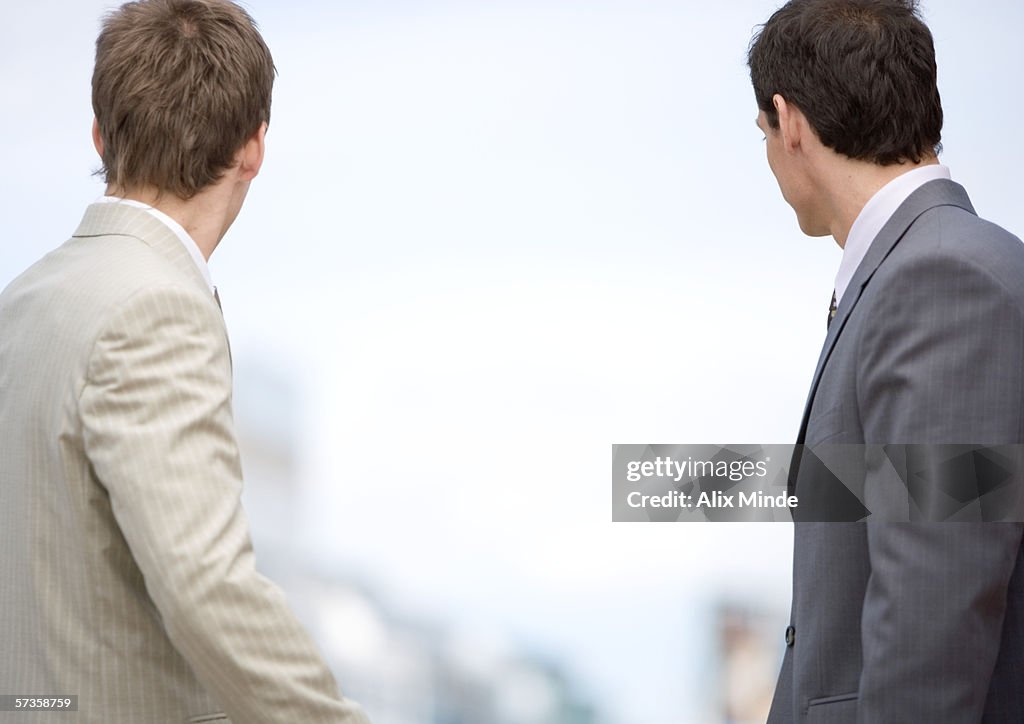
785 626 795 647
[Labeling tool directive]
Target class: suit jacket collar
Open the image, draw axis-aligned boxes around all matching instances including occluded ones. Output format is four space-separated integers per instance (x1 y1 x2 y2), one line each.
795 178 977 443
72 201 212 299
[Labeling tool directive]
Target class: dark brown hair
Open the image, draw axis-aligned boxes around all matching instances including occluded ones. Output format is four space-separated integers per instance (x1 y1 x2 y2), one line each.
748 0 942 165
92 0 275 198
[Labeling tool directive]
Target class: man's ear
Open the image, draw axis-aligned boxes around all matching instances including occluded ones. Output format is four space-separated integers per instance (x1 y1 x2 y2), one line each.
773 94 802 153
237 122 267 182
92 117 104 158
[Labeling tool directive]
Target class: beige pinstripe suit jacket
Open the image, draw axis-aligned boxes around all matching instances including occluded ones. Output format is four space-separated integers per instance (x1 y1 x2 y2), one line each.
0 203 370 723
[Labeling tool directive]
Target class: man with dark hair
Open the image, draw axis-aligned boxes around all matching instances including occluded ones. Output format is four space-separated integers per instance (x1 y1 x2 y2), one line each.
749 0 1024 722
0 2 370 722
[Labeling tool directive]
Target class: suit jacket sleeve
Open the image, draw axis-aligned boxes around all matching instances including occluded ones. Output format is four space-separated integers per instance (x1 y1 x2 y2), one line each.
856 249 1024 721
78 285 370 724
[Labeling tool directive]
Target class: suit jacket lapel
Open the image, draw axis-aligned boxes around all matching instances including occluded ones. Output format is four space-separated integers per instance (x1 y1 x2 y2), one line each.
795 179 977 443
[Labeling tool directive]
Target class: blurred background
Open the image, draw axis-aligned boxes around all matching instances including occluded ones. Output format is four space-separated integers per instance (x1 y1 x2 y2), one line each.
2 1 1023 722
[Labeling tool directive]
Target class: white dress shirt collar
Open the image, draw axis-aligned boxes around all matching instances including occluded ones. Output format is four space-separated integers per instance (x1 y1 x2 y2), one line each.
95 195 215 295
834 164 951 307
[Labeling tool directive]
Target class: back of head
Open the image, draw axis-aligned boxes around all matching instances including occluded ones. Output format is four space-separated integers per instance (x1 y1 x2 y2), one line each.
93 0 276 199
748 0 942 165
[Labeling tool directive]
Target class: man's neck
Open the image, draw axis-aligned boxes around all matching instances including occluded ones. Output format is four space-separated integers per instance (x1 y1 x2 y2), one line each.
106 183 238 261
824 156 940 249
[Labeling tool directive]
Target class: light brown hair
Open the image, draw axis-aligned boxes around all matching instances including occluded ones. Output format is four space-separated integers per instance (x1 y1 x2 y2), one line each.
92 0 276 198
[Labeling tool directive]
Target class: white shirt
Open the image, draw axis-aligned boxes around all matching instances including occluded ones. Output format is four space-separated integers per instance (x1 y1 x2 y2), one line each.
834 164 951 307
95 195 215 295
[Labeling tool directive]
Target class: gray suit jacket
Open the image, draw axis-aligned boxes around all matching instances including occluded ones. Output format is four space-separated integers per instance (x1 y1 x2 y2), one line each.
768 180 1024 723
0 203 370 723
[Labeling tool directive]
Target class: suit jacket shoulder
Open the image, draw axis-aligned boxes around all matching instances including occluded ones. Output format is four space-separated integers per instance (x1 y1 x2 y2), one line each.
0 203 370 724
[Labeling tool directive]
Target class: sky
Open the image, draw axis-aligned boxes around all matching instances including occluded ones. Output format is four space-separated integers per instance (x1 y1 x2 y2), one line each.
2 2 1024 722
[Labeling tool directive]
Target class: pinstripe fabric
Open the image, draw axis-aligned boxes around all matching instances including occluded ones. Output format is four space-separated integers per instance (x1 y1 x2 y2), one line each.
0 203 370 723
768 180 1024 723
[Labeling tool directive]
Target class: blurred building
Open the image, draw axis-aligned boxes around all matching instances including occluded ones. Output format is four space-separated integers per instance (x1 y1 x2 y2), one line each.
234 359 301 561
714 601 781 724
295 570 604 724
233 358 607 724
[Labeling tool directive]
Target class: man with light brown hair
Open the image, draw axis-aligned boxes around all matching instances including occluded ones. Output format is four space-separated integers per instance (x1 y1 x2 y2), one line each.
0 1 370 722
